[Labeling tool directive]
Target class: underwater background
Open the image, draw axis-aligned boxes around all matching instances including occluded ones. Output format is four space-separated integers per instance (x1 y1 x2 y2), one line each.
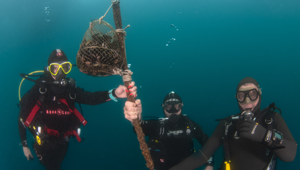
0 0 299 169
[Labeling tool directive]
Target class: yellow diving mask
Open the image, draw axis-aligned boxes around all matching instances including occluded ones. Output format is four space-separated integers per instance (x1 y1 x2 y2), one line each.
48 61 72 76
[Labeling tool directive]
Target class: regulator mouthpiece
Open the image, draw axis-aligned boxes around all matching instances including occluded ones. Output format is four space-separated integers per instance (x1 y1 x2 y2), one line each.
53 79 68 87
240 110 254 121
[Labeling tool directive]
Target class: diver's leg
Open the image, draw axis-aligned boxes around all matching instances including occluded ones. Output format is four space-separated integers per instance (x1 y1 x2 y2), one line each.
45 141 69 170
34 140 69 170
33 142 47 168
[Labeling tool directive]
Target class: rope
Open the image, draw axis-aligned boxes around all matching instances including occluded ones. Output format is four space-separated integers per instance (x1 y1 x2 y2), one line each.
111 0 120 4
122 69 133 82
89 22 92 32
112 69 133 82
115 25 130 36
99 4 113 25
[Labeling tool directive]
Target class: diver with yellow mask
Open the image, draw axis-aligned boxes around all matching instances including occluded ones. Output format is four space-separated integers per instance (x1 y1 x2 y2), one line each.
18 49 137 170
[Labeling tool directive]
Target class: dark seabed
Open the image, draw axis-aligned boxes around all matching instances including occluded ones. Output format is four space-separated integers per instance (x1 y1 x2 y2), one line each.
0 0 299 169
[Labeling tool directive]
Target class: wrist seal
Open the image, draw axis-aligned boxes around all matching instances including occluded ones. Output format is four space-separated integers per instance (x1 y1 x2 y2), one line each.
109 89 118 102
22 140 28 147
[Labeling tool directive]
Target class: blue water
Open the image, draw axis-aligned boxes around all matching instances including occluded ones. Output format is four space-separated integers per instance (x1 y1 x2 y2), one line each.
1 0 299 169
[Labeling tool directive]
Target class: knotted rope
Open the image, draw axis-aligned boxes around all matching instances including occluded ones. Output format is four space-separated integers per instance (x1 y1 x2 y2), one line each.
115 25 130 36
113 68 133 82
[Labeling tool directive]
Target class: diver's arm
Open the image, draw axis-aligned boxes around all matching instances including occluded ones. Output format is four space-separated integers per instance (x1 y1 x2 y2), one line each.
74 87 113 105
19 113 34 161
18 90 37 161
75 82 137 105
170 121 224 170
272 113 297 162
18 116 27 147
191 120 214 167
18 89 38 147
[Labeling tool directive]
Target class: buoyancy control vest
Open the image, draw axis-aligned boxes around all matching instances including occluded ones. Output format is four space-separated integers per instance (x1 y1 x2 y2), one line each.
146 115 195 169
20 77 86 145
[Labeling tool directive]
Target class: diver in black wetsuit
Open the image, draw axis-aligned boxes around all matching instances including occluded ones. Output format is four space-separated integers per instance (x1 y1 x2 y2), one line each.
170 77 297 170
124 91 214 170
18 49 137 170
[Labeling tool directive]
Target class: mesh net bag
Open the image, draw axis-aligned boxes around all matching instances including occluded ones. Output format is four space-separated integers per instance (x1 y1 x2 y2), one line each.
76 2 154 169
76 20 124 76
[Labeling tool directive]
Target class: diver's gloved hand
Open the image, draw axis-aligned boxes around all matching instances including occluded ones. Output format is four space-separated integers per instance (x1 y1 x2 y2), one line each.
23 146 34 161
115 81 137 98
124 99 142 122
239 120 267 143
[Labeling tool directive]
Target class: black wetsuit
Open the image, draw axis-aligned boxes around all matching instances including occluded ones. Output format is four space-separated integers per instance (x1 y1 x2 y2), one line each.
139 115 213 170
18 76 114 170
170 109 297 170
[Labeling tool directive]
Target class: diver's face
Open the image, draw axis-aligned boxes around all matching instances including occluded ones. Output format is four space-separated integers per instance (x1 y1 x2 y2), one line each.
51 65 59 80
52 65 59 73
238 83 260 111
164 104 182 118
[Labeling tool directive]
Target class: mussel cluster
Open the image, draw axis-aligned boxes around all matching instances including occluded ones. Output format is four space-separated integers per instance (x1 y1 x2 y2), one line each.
77 32 123 76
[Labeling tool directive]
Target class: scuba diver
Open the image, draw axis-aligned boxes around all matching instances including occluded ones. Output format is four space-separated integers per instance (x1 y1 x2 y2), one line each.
123 91 214 170
169 77 297 170
18 49 137 170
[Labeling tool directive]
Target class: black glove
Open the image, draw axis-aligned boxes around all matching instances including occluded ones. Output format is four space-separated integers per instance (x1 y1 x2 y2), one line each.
239 120 267 142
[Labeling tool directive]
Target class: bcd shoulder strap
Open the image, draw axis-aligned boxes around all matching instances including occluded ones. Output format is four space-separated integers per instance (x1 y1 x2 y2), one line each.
24 85 48 127
222 116 236 167
262 103 281 170
24 79 87 127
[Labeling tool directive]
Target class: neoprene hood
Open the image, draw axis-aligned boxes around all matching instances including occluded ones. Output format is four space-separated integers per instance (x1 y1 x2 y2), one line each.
48 49 68 65
236 77 261 115
163 91 183 105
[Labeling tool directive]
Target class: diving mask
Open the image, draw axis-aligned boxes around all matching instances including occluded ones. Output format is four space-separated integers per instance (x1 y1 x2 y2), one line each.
48 61 72 76
236 88 259 102
162 103 183 113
